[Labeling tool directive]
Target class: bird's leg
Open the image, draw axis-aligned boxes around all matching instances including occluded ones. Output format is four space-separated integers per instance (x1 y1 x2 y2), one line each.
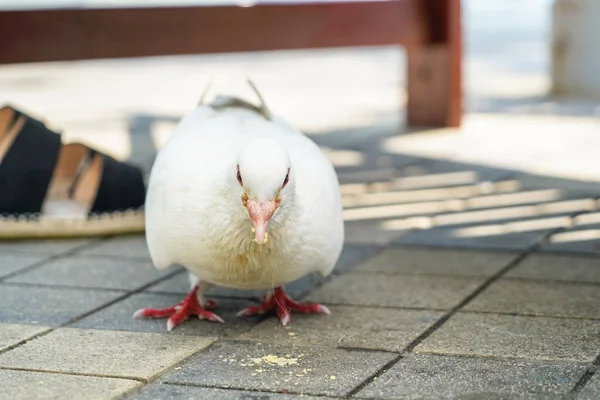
133 281 224 331
236 286 330 326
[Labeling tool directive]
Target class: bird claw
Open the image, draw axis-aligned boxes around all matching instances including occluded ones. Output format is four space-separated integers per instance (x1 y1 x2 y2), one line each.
236 287 330 326
133 285 224 331
316 305 331 315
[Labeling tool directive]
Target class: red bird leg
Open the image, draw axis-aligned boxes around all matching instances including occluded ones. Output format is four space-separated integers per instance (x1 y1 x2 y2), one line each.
236 286 330 326
133 284 224 331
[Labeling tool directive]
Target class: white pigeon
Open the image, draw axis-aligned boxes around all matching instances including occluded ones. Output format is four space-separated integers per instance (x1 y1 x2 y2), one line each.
134 79 344 330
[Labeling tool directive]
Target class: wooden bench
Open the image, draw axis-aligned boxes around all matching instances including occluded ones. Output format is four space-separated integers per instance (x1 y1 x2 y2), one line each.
0 0 462 127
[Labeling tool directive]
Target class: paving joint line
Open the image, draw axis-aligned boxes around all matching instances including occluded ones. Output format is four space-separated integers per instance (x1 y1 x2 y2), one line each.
147 289 262 302
532 248 600 258
458 309 600 322
294 303 448 312
345 247 536 398
160 380 336 398
571 352 600 394
501 276 600 288
0 366 146 383
67 253 152 262
297 245 387 301
122 340 224 398
60 267 185 327
0 281 129 293
345 354 403 398
0 237 107 283
405 248 537 355
0 269 224 397
0 328 53 357
408 352 590 366
390 242 528 254
0 266 186 356
1 222 587 396
345 269 509 279
386 243 520 253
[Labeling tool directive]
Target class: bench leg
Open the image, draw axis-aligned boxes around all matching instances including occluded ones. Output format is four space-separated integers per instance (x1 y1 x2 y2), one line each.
406 0 462 127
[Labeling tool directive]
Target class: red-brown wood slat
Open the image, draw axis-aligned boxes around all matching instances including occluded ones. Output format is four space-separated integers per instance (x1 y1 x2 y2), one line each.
0 0 462 127
406 0 462 127
0 1 427 64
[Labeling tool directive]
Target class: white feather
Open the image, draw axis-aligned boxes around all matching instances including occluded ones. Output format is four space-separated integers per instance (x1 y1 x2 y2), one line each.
145 97 344 291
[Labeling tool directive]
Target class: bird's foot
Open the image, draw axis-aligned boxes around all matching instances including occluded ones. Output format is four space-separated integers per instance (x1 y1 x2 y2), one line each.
133 285 224 331
236 286 330 326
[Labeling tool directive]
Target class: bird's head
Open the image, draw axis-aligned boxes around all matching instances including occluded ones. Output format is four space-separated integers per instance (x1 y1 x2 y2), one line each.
235 139 294 244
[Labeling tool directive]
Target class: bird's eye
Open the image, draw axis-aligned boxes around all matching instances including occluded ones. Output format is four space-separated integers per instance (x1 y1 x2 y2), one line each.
236 166 243 186
282 171 290 188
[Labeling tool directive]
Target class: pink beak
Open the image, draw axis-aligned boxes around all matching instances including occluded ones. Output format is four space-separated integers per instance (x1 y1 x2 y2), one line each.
246 199 277 244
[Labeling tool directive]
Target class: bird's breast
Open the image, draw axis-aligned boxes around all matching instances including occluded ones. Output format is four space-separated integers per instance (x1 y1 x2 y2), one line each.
185 224 310 290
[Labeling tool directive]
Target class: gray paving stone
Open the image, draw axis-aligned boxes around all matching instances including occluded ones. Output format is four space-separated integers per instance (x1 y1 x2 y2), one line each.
580 371 600 400
5 255 172 290
306 273 485 309
0 328 215 380
506 253 600 283
415 312 600 362
333 245 382 275
344 220 408 246
74 292 262 337
464 280 600 319
394 226 546 251
130 383 333 400
0 284 125 326
0 369 142 400
76 235 151 259
0 253 50 279
237 306 443 352
355 246 517 276
161 341 396 397
0 324 49 352
0 238 95 255
355 354 587 399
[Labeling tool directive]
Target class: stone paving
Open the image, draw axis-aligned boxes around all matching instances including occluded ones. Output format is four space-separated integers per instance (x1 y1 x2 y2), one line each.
2 2 600 398
1 147 599 399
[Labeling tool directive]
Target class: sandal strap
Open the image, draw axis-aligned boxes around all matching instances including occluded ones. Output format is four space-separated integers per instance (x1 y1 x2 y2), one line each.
7 105 48 130
0 117 61 215
67 148 96 199
90 154 146 215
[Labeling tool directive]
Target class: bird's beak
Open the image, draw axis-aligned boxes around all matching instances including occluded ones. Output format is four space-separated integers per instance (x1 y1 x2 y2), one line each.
246 198 277 244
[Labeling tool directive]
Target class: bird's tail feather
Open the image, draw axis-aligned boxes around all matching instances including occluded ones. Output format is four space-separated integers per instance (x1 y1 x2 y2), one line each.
198 76 272 120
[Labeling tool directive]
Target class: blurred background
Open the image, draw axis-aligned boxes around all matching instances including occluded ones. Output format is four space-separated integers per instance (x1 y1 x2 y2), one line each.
1 0 600 249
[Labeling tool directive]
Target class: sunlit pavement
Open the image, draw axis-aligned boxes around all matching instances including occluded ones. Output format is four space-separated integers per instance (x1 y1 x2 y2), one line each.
0 0 599 398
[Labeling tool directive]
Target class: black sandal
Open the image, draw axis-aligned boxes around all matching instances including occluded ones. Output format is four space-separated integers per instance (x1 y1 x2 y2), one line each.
0 105 146 239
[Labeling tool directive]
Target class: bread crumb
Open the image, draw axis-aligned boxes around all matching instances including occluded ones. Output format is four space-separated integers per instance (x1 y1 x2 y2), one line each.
250 354 298 367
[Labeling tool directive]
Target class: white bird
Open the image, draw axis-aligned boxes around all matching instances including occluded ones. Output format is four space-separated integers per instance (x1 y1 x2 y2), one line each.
134 79 344 330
